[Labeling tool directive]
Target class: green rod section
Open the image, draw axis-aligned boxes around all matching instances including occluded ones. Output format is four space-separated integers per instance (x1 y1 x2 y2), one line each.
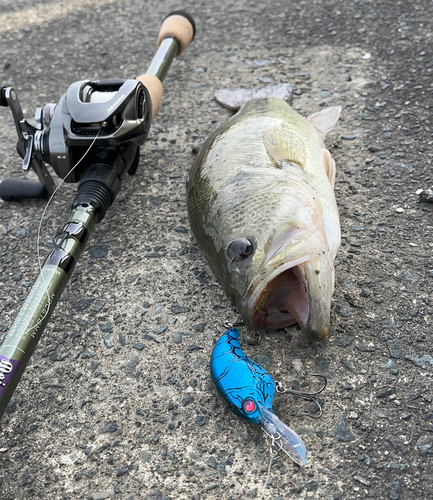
0 204 97 417
145 37 179 82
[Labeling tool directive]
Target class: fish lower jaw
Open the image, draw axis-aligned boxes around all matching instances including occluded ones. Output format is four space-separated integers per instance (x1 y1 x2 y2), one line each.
305 324 329 342
248 300 330 341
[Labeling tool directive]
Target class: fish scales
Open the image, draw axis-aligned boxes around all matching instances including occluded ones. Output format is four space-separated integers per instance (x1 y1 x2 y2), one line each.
187 97 341 341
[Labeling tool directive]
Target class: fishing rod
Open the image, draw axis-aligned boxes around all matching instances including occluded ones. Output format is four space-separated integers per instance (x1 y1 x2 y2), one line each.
0 11 196 419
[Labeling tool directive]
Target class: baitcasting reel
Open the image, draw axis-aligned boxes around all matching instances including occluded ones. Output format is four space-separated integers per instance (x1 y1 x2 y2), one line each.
0 78 151 215
0 9 197 216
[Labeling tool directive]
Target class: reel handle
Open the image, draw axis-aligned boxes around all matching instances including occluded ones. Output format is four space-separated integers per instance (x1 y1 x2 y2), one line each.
0 177 47 201
136 11 195 119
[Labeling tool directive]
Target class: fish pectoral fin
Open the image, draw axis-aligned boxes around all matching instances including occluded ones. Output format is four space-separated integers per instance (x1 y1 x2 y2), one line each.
307 106 342 138
323 148 336 188
263 125 306 170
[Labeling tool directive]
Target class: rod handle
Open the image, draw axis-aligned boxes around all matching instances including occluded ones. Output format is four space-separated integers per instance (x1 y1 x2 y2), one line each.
157 11 196 56
0 177 48 201
136 11 195 120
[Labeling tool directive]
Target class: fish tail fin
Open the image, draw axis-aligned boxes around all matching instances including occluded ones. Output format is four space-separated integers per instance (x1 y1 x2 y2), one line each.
214 84 294 111
258 405 307 466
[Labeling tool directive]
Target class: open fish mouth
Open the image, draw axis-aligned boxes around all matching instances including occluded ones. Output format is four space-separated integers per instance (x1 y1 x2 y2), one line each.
246 258 312 332
245 253 333 341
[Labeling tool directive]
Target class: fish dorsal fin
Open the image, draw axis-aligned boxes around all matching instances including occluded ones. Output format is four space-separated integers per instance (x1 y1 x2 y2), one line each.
263 124 306 170
323 148 336 188
307 106 342 138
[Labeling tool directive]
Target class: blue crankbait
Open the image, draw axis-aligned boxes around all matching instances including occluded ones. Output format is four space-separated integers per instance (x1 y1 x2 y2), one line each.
211 327 310 466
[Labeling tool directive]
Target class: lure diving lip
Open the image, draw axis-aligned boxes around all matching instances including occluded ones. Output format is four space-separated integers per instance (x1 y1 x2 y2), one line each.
210 327 308 466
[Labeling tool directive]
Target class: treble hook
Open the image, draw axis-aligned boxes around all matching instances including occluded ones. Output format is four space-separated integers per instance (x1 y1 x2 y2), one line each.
246 330 262 345
276 374 327 419
223 321 245 329
268 431 283 456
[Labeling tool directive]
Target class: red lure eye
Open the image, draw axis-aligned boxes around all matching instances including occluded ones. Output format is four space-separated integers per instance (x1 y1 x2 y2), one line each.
243 399 256 413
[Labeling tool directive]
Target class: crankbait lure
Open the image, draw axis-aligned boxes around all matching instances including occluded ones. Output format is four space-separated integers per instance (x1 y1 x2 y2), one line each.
210 327 311 465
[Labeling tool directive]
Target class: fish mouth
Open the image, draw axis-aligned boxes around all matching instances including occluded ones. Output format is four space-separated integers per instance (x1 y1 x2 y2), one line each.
247 259 310 331
245 255 333 342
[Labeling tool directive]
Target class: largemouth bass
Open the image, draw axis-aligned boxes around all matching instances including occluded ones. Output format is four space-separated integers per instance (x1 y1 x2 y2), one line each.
187 95 341 341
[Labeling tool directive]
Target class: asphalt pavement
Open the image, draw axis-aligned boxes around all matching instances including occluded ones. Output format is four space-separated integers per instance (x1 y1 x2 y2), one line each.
0 0 432 499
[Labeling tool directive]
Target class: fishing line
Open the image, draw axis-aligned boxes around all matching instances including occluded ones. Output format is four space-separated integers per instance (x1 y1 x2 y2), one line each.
24 127 103 337
261 454 273 500
260 432 281 500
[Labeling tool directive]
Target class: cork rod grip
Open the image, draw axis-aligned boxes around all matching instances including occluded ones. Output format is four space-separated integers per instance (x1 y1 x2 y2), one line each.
136 11 195 120
157 11 196 56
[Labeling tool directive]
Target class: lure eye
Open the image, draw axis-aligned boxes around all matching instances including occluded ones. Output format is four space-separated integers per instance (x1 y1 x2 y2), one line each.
227 238 254 262
242 399 257 414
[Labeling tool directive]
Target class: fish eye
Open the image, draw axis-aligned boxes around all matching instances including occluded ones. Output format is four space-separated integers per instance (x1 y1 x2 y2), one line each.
227 238 254 261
